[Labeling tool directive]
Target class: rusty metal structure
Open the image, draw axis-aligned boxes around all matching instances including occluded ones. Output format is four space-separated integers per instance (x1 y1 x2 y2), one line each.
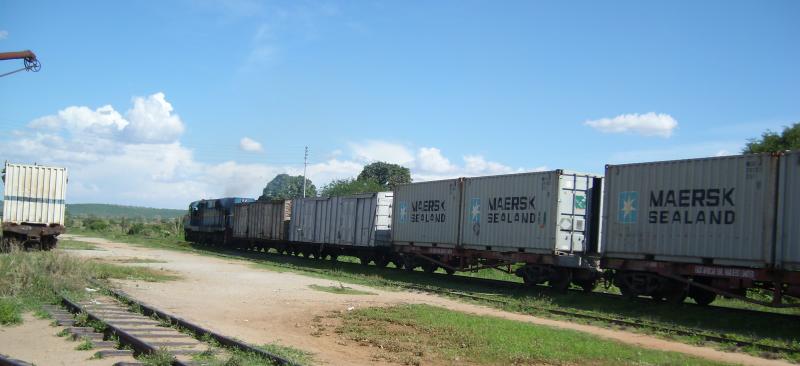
0 50 41 78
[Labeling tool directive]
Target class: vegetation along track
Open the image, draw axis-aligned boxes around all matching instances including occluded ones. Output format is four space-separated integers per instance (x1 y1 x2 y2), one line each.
48 285 297 366
191 243 800 356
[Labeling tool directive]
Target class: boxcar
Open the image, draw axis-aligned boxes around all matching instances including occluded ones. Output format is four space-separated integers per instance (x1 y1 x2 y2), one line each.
288 192 394 263
232 199 292 247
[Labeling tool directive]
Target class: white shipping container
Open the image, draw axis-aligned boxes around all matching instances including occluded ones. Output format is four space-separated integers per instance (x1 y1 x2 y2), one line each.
392 179 462 247
2 162 68 227
460 170 601 254
290 192 393 247
233 200 291 241
602 154 779 268
778 150 800 271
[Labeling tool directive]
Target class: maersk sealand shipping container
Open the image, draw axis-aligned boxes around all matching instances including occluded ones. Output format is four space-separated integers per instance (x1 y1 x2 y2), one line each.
289 192 393 247
460 170 602 255
602 153 779 268
777 150 800 271
392 179 463 247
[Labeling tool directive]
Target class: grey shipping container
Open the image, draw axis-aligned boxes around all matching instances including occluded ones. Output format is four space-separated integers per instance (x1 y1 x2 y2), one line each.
602 153 779 268
460 170 602 255
233 200 291 241
289 192 393 247
392 179 462 247
2 162 68 226
778 150 800 271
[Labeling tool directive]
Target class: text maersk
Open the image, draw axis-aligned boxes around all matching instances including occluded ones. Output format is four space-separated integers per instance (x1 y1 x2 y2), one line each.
486 196 543 224
648 188 736 225
410 200 446 223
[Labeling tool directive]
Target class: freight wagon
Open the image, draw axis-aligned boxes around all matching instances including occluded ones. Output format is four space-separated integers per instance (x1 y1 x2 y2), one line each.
287 192 395 263
232 199 292 248
602 153 800 305
1 162 68 252
183 197 253 245
393 170 603 290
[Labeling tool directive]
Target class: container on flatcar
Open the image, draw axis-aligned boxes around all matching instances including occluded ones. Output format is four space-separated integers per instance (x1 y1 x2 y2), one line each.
602 153 779 268
391 179 462 247
289 192 393 247
233 200 291 241
777 150 800 271
460 170 602 256
2 162 68 227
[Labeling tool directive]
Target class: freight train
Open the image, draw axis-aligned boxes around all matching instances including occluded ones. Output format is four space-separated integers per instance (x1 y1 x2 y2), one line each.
184 151 800 307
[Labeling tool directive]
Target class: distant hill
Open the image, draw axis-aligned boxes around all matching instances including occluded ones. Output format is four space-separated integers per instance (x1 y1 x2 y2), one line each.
66 204 185 219
0 202 185 220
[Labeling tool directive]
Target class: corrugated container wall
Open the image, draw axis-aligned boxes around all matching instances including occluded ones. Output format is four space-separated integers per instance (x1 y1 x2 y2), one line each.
778 150 800 271
2 162 68 226
233 200 291 241
602 153 779 268
460 171 601 254
392 179 462 247
290 192 393 247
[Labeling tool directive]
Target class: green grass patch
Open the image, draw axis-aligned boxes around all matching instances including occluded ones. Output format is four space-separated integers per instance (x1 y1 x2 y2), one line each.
0 297 22 325
139 348 176 366
58 239 101 251
309 284 376 295
257 343 314 365
339 304 728 366
0 250 178 326
75 338 94 350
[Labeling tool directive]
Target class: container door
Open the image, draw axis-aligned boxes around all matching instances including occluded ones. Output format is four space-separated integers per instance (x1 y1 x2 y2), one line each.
554 174 593 253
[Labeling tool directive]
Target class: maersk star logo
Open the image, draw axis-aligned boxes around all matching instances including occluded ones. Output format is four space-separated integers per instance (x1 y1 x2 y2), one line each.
618 191 638 224
399 202 409 223
469 198 480 223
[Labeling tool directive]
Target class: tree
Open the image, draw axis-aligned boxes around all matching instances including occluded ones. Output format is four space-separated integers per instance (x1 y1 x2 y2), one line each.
259 174 316 200
357 162 411 189
743 122 800 153
320 178 385 197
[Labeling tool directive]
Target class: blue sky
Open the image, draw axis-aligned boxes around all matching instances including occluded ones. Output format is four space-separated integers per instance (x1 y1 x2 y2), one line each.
1 1 798 208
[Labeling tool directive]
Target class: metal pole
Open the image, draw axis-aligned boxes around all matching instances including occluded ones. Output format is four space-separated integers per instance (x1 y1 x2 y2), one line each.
302 146 308 198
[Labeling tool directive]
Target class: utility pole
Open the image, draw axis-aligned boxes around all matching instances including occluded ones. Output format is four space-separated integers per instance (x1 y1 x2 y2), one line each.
302 146 308 198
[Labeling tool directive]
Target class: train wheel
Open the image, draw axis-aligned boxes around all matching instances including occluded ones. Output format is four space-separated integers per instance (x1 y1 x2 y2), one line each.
690 288 716 306
548 268 572 292
574 279 598 293
375 257 390 268
359 256 372 266
444 267 455 275
422 262 438 274
330 254 339 262
403 256 417 272
391 259 404 269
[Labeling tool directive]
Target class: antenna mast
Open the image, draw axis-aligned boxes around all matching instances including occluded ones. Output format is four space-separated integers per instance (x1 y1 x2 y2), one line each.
302 146 308 198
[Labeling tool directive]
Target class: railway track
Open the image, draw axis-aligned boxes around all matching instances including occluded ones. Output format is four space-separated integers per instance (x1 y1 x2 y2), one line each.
39 288 297 366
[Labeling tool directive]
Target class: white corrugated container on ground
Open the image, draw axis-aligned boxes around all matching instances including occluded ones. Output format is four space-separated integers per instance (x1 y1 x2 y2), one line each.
778 150 800 271
460 170 602 255
392 179 462 247
2 162 68 226
233 200 292 241
602 153 779 268
289 192 393 247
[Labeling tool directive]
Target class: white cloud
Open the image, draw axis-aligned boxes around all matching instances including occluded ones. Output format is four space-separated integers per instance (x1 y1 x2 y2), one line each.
0 30 8 40
123 92 185 143
349 140 416 166
239 137 263 152
585 112 678 138
417 147 456 173
28 92 184 144
1 94 530 208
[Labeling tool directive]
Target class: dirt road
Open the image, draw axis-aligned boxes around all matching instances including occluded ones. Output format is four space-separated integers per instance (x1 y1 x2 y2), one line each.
64 234 793 366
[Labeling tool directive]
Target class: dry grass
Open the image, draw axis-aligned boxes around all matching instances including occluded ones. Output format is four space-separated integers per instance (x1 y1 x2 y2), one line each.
0 250 177 325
